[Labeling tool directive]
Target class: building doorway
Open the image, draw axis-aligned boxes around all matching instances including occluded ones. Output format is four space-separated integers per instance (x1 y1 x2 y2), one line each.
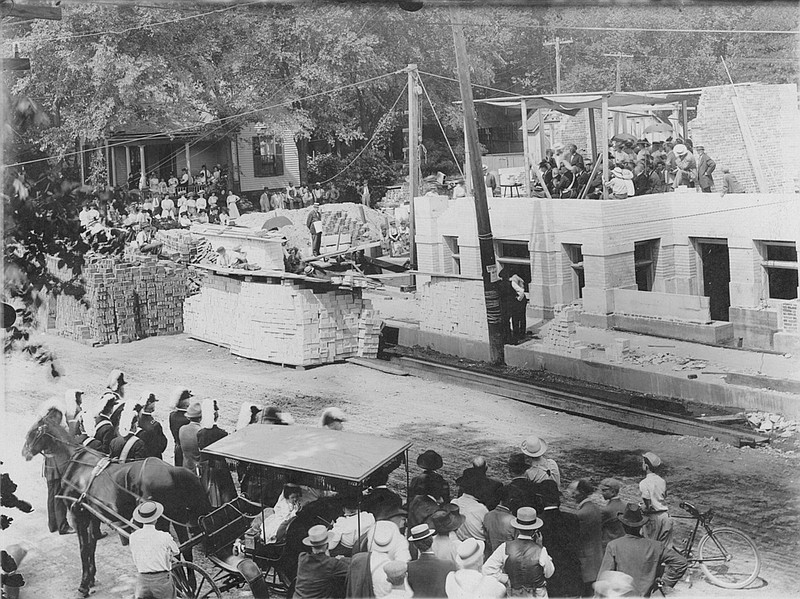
698 240 731 321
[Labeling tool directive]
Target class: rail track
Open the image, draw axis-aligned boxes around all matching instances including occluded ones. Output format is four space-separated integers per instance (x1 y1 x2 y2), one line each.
365 354 769 448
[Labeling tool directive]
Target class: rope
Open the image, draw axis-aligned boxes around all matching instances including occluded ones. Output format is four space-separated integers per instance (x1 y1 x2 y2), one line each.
417 73 463 178
317 81 408 185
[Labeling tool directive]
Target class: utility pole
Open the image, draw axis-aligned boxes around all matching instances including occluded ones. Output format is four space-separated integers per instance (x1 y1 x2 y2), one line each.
407 63 420 274
1 0 62 70
603 52 634 92
450 10 505 365
544 37 573 94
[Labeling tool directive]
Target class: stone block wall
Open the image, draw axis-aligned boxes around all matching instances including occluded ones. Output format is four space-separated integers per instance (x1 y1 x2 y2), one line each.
45 255 188 345
418 275 489 342
183 273 379 366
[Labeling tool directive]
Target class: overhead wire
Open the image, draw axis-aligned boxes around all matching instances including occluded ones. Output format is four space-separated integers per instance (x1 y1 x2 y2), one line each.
417 73 463 177
317 81 408 185
5 70 405 169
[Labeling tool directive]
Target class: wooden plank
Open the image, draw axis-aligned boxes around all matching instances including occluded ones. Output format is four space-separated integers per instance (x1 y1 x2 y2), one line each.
696 414 746 423
730 94 769 193
300 241 380 263
347 357 409 377
391 356 769 447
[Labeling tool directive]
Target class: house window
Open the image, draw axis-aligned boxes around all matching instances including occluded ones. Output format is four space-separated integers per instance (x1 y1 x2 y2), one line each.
761 241 798 300
444 236 461 275
252 136 284 177
634 239 660 292
496 240 531 284
564 244 585 299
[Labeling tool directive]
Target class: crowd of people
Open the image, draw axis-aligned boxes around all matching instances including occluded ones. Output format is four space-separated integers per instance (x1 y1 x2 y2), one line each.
31 374 689 599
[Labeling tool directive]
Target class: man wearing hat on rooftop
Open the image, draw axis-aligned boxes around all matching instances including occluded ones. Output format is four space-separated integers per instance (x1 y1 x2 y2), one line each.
168 388 193 467
406 523 455 598
605 167 632 199
483 164 499 197
639 452 674 549
293 524 351 599
598 504 687 597
178 402 203 474
673 144 697 188
522 436 561 488
306 202 323 256
129 501 179 599
409 449 451 504
695 145 716 193
482 506 554 597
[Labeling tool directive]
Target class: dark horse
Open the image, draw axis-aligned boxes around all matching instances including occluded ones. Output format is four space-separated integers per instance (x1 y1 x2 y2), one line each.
22 411 212 597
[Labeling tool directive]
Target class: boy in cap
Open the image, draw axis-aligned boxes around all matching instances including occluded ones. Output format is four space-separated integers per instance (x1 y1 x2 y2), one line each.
129 501 179 599
382 561 411 598
293 524 350 598
640 452 674 548
481 506 554 596
598 504 687 597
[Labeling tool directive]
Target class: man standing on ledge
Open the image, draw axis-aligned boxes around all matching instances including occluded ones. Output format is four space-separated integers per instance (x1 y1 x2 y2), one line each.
306 203 323 257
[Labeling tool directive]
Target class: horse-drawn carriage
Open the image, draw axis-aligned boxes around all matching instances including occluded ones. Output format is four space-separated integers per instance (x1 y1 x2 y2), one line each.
24 413 410 598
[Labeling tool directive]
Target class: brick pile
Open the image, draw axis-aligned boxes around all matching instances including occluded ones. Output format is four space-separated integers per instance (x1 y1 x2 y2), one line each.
183 273 380 367
418 277 489 341
155 229 214 263
544 303 589 358
46 255 189 345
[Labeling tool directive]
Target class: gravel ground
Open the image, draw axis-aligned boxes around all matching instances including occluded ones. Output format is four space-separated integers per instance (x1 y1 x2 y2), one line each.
2 332 799 598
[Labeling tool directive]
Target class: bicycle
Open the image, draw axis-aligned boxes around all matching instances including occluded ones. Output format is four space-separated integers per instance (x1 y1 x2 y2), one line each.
672 501 761 589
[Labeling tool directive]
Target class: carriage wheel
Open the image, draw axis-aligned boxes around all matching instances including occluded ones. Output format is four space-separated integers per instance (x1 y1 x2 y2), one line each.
171 560 222 599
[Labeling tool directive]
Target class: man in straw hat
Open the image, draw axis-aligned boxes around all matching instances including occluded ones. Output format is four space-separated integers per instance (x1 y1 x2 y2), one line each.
129 501 179 599
482 506 554 597
598 504 687 597
521 436 560 487
293 524 350 598
639 452 674 548
406 523 454 597
445 537 506 598
178 402 203 474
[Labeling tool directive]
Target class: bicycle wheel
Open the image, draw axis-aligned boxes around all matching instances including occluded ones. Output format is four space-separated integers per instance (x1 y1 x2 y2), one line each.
171 560 222 599
698 527 761 589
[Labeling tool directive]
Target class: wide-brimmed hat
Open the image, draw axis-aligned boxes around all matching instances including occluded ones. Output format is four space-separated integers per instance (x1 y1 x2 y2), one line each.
417 450 443 470
673 144 688 156
521 436 548 458
302 524 333 546
594 571 635 598
622 169 634 181
430 506 465 534
383 506 408 521
186 402 202 419
618 503 649 527
133 501 164 524
456 538 485 569
408 523 435 542
513 506 543 530
642 452 662 469
369 521 396 553
612 167 625 179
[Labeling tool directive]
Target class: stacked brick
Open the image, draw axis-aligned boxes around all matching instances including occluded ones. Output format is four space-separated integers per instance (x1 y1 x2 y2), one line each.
544 304 589 357
45 255 188 345
183 273 380 367
155 229 212 263
418 277 489 341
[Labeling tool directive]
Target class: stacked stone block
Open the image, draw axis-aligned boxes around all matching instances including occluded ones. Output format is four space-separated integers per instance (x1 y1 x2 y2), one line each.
155 229 208 263
544 304 589 357
183 273 380 367
418 277 489 341
46 255 188 345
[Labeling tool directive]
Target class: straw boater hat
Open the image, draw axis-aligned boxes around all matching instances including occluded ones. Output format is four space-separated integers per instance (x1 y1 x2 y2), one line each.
642 451 662 469
302 524 334 547
512 506 544 531
618 503 649 528
408 523 435 543
521 436 548 458
456 538 486 569
417 449 443 471
673 143 688 156
133 501 164 524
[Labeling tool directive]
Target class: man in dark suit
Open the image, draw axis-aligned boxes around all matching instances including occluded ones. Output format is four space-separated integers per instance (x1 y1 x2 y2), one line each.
567 479 603 597
362 472 403 521
695 145 716 193
537 480 583 598
483 486 516 556
407 478 442 531
406 523 455 598
456 456 503 511
409 450 450 503
506 453 538 516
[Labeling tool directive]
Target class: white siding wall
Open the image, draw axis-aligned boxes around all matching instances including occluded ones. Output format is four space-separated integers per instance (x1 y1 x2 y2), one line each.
235 124 301 193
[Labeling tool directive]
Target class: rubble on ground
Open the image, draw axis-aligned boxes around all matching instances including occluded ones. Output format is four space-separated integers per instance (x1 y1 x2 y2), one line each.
746 411 798 437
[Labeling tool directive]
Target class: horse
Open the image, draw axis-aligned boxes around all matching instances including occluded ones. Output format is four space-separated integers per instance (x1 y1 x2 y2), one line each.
22 411 212 597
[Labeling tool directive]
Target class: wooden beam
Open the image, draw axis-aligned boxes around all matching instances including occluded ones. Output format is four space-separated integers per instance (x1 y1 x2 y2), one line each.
0 4 62 20
520 98 532 197
588 108 598 165
601 97 609 199
1 57 30 71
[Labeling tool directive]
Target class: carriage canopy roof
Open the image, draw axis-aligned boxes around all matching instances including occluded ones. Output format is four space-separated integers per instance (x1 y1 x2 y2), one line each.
202 425 412 485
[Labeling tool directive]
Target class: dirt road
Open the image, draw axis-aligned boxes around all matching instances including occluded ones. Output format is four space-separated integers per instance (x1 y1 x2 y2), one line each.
2 332 798 598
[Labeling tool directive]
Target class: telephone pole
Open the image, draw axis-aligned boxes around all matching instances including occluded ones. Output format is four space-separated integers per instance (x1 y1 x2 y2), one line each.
544 37 573 94
450 11 505 365
603 52 634 91
407 63 420 274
